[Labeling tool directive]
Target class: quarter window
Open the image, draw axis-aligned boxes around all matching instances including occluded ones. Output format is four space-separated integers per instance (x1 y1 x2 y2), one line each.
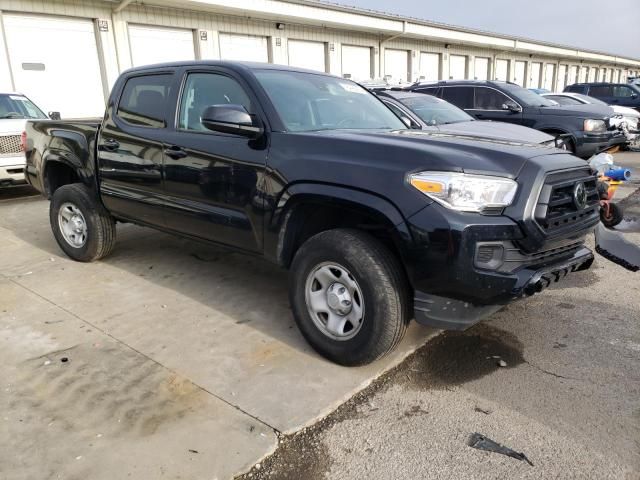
440 87 474 109
117 74 173 128
474 87 510 110
179 73 252 131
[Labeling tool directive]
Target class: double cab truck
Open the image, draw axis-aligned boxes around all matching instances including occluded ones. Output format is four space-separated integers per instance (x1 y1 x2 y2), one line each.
24 62 599 366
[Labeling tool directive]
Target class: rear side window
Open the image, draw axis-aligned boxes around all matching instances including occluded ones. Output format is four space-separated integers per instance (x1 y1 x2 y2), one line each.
588 85 612 97
440 86 474 109
117 74 173 128
564 84 584 93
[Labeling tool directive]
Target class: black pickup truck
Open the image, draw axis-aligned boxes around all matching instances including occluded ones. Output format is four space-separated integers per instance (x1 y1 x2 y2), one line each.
24 61 599 366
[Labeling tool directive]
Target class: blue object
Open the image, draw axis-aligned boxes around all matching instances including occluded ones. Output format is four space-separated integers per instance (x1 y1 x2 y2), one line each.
604 168 631 181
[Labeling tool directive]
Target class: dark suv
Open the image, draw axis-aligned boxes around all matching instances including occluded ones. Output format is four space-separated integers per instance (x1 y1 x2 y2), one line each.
564 83 640 111
408 80 620 158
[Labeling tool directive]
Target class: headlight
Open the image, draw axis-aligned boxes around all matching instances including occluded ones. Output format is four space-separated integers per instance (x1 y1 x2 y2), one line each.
583 119 606 132
409 172 518 213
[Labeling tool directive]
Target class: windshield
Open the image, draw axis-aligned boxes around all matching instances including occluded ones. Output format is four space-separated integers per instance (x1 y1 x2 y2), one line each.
0 94 47 119
400 95 473 125
254 70 406 132
499 83 556 107
573 93 608 106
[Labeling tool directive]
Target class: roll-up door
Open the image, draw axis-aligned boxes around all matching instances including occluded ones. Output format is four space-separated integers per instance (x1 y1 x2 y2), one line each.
420 53 440 81
219 34 269 63
129 25 195 67
3 14 105 118
384 49 409 83
495 59 509 81
474 57 489 80
341 45 371 81
449 55 467 79
288 40 326 72
514 61 526 86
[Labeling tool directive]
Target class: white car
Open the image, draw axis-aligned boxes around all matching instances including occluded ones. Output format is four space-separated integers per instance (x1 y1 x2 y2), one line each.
542 92 639 146
0 93 51 186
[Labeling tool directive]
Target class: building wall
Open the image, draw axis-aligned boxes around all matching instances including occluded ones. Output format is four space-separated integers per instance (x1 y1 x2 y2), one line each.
0 0 638 116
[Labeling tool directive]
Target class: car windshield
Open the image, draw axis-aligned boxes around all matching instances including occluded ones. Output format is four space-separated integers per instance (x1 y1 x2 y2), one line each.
0 94 47 119
572 93 608 106
254 70 406 132
500 83 557 107
399 95 473 125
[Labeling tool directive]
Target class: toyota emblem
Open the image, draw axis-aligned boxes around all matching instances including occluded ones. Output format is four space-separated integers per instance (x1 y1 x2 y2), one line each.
573 182 587 209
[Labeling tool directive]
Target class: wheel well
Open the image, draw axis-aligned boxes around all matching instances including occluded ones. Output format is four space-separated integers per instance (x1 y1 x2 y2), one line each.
45 161 78 197
280 201 406 270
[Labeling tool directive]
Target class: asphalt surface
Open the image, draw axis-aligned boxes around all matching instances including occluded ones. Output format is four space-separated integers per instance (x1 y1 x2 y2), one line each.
239 153 640 480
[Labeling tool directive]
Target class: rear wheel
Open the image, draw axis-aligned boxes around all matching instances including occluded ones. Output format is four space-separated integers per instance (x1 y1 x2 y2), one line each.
50 183 116 262
289 228 410 366
600 202 624 229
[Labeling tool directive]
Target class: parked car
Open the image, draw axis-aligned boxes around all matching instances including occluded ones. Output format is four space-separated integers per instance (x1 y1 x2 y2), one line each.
408 80 623 158
564 83 640 111
374 89 562 147
0 93 53 186
25 62 599 366
542 92 639 146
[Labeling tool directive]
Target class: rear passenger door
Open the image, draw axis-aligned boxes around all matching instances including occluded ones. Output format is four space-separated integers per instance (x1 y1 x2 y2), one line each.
98 71 178 227
161 68 268 253
466 86 523 124
586 85 613 103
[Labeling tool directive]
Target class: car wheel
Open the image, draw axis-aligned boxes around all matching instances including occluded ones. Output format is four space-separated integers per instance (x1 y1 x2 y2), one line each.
289 228 410 366
50 183 116 262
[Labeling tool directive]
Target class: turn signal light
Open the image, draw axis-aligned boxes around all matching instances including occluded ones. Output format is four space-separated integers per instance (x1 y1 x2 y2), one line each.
20 131 27 152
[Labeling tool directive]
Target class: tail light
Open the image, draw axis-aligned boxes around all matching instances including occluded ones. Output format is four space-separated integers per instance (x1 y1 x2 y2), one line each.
20 131 27 152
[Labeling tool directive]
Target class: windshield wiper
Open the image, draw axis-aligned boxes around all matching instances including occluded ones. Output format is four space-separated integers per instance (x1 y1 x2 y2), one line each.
0 113 26 119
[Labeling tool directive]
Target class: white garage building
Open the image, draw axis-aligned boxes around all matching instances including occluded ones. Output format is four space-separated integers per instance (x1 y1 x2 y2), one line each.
1 0 638 118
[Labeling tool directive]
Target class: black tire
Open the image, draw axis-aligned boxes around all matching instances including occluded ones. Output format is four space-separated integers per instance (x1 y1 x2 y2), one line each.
600 202 624 229
50 183 116 262
289 228 410 366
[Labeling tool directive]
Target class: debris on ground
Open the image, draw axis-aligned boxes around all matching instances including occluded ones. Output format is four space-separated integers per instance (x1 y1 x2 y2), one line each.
468 433 534 466
498 360 507 367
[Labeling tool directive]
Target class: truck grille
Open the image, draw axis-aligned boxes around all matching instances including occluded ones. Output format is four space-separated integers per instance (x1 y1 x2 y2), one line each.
534 168 599 236
0 135 21 155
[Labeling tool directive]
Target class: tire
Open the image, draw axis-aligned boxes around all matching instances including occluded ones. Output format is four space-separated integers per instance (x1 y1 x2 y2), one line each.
600 202 624 229
289 228 410 366
50 183 116 262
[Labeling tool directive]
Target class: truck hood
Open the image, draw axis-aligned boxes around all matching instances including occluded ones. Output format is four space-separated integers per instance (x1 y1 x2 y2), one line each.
534 103 613 119
432 120 553 144
309 129 573 178
0 118 27 135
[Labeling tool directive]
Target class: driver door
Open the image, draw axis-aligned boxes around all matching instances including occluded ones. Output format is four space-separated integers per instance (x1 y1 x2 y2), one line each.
161 68 268 253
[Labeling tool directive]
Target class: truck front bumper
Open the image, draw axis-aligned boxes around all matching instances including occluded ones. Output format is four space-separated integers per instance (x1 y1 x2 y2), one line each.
413 246 593 330
0 155 26 186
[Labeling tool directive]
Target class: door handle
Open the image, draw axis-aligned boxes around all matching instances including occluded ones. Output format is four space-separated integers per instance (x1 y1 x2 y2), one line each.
101 139 120 151
164 145 187 160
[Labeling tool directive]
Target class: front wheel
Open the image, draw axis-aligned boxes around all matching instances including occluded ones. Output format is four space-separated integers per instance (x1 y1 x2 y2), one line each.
50 183 117 262
289 229 410 366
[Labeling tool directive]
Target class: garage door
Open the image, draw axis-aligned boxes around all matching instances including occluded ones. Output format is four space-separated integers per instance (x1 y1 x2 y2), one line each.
129 25 195 67
513 61 526 86
288 40 326 72
419 53 440 81
219 34 268 63
495 59 509 81
341 45 371 81
569 65 579 85
530 62 542 88
384 49 408 83
557 65 568 91
543 64 555 90
449 55 466 80
474 57 489 80
2 14 105 118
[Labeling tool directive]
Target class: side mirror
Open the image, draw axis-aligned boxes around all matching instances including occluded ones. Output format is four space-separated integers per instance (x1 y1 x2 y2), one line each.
201 105 263 138
501 101 522 113
631 93 638 99
48 111 61 120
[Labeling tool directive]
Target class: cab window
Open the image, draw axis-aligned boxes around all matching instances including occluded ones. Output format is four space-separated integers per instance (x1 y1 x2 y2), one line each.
117 74 173 128
178 72 252 132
